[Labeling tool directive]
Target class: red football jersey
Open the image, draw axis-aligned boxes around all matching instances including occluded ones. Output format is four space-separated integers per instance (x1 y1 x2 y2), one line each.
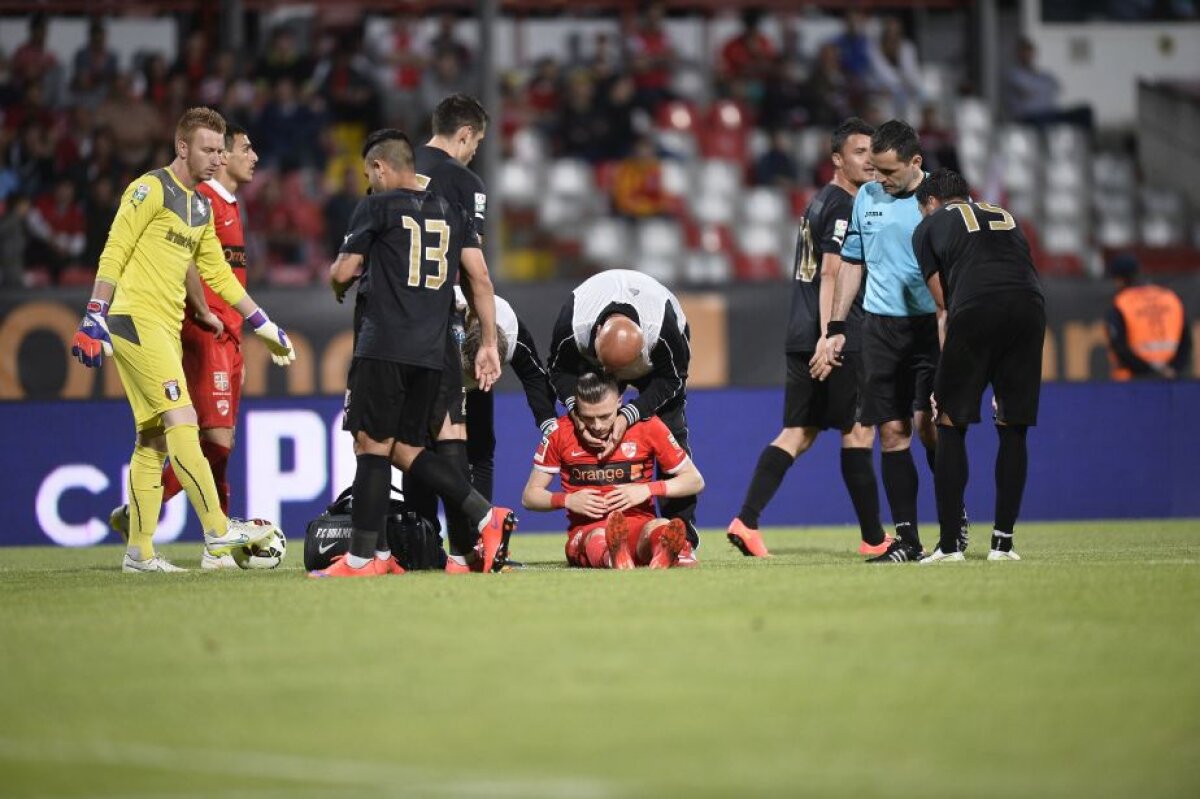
197 179 247 333
534 415 689 529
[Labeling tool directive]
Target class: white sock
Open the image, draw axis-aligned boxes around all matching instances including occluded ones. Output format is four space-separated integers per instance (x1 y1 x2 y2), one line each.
126 546 149 562
346 553 371 569
375 550 392 561
448 554 467 566
476 509 494 533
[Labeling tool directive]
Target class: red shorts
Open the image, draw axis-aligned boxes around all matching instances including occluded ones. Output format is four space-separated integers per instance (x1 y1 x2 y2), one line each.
181 317 243 429
565 511 657 568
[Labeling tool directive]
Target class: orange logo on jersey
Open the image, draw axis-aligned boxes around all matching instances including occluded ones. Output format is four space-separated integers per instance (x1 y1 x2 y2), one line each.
570 462 633 486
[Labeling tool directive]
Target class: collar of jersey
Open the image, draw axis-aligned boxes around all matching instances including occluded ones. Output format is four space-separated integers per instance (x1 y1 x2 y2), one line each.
204 177 237 204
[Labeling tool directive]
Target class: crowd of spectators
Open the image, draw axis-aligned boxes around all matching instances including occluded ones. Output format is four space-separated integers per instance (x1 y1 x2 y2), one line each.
0 6 958 287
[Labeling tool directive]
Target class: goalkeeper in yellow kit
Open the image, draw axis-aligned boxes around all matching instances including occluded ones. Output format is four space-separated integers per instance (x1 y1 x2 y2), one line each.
71 107 297 573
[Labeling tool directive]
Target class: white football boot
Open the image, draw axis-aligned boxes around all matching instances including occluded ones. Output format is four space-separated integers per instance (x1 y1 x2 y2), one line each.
204 518 272 555
920 549 966 565
109 504 130 543
122 553 187 573
200 550 239 570
987 549 1022 561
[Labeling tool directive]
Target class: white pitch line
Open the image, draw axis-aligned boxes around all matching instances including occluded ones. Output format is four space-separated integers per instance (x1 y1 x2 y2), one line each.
0 737 621 799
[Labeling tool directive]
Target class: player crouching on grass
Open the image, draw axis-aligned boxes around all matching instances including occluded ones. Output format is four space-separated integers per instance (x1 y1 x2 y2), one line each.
522 372 704 569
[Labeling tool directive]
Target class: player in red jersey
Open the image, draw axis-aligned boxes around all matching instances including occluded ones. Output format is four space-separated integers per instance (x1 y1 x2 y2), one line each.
522 372 705 569
109 124 260 569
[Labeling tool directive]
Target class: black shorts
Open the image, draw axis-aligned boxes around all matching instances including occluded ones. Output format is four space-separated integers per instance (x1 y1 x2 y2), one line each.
784 351 861 431
343 357 443 446
858 313 939 426
430 337 467 431
936 295 1045 426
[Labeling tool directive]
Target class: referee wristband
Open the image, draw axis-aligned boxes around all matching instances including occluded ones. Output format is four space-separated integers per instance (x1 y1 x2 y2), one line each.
648 481 668 497
550 493 567 509
826 321 847 337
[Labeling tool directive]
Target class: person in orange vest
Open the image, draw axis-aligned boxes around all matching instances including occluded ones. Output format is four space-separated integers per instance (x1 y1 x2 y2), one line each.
1105 253 1192 380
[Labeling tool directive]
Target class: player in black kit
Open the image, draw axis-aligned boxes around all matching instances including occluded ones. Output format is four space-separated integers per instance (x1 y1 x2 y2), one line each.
320 130 513 577
911 169 1045 563
728 118 891 558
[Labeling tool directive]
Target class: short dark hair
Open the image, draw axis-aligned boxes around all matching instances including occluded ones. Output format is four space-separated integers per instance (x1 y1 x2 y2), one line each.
871 119 921 161
362 129 414 171
831 117 875 155
575 372 619 405
916 168 970 205
224 123 247 152
432 94 489 137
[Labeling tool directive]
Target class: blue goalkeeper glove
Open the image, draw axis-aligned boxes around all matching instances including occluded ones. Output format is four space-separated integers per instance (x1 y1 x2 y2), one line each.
247 308 296 366
71 299 113 369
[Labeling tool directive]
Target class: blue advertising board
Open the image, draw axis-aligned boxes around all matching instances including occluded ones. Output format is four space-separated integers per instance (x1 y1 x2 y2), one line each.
1 382 1197 548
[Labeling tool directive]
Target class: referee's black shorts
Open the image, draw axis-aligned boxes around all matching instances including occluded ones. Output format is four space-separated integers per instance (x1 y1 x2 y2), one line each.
784 351 861 431
343 357 443 446
935 293 1045 426
858 312 939 426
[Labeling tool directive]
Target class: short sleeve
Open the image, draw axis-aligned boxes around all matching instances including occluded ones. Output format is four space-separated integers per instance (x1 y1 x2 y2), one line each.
647 418 689 474
339 197 379 256
912 215 939 282
840 191 865 265
818 190 854 256
459 204 482 250
533 427 561 473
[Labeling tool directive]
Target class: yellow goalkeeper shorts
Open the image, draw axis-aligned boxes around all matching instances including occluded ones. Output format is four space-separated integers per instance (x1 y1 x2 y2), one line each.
109 313 192 430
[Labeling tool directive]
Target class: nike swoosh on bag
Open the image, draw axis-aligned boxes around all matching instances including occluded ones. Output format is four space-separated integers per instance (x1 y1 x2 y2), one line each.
318 542 338 554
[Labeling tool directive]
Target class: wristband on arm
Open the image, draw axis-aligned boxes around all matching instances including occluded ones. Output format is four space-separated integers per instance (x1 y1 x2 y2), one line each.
550 493 567 509
826 320 846 337
648 481 667 497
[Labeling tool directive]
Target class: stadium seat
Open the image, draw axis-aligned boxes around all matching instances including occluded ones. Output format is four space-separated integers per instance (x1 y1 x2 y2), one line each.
58 266 96 287
655 99 698 131
1045 125 1087 158
661 158 692 199
795 128 831 172
1097 217 1136 249
1044 187 1086 220
634 253 679 284
737 224 782 257
686 222 735 255
1142 215 1185 247
683 251 732 284
656 129 698 160
954 97 992 137
1046 160 1085 191
498 161 541 209
582 217 633 269
637 218 684 261
742 188 788 228
696 159 743 197
999 126 1040 164
1041 221 1086 254
511 127 548 164
733 253 783 281
547 159 594 200
691 192 737 226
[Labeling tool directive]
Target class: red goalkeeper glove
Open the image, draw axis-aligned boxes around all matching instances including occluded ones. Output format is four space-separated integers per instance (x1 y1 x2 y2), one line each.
71 299 113 369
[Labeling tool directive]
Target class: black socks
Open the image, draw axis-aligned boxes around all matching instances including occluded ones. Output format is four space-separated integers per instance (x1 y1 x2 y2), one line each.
737 445 795 529
934 426 969 554
840 448 886 546
994 425 1029 542
351 453 391 559
881 449 921 549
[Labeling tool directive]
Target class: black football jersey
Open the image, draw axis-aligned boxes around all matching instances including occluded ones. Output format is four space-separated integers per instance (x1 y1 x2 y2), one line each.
340 188 482 369
912 201 1043 313
414 144 486 233
786 183 866 353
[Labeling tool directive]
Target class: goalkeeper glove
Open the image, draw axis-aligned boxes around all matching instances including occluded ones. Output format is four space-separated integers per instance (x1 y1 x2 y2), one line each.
71 299 113 369
247 308 296 366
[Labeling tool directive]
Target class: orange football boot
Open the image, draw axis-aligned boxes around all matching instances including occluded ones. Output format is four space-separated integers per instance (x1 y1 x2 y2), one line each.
308 554 382 578
858 535 894 557
480 508 517 573
604 511 635 570
649 519 688 569
377 556 406 575
727 518 771 557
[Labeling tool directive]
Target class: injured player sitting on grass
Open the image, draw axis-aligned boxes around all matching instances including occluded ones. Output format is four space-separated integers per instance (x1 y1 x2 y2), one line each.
522 372 705 569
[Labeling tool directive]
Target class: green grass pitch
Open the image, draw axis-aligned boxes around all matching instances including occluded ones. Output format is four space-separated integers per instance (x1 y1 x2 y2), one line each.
1 520 1198 798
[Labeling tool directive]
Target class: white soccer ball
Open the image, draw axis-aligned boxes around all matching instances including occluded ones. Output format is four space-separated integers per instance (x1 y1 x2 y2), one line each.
232 521 287 570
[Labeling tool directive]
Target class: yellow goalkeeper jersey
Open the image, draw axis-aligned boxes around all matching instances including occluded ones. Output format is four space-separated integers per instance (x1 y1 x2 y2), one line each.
97 166 247 329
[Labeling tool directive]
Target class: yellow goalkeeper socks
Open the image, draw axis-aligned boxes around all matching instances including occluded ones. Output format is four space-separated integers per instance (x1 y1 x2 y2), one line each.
164 423 228 538
127 445 167 561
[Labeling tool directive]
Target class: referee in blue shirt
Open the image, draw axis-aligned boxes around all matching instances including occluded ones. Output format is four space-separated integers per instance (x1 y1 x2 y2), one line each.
818 120 955 563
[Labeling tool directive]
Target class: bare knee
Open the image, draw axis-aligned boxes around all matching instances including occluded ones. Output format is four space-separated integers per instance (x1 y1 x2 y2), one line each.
841 424 875 449
390 442 423 471
879 420 912 452
200 426 235 449
771 427 818 457
914 411 937 447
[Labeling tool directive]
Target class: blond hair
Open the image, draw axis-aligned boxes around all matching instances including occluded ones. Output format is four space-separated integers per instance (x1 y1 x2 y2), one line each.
175 107 226 145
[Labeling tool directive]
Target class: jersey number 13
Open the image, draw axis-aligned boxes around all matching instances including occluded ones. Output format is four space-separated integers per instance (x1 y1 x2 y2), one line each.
401 215 450 290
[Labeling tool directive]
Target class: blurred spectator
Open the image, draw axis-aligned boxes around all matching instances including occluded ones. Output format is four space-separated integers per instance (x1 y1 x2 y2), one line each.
92 72 165 169
611 136 669 218
0 49 20 110
805 42 856 126
370 15 424 130
175 30 209 88
1005 37 1094 130
718 9 777 106
599 74 638 161
12 14 63 107
0 193 30 287
429 13 473 72
72 19 117 93
525 57 562 132
198 51 238 107
4 82 56 135
82 176 117 270
869 17 926 120
25 176 85 282
751 129 801 188
758 55 810 131
1105 254 1192 380
419 49 475 129
830 10 872 88
323 166 362 259
625 2 676 109
916 105 960 172
250 168 324 279
257 28 313 88
555 70 607 162
9 120 57 198
253 78 325 171
315 40 379 186
140 53 171 108
73 126 126 191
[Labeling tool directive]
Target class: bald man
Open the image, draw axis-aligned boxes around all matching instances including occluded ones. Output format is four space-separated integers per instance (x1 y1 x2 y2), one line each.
548 269 696 548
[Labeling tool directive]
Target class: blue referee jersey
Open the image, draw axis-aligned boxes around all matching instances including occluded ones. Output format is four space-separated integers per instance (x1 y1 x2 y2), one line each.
841 180 936 317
